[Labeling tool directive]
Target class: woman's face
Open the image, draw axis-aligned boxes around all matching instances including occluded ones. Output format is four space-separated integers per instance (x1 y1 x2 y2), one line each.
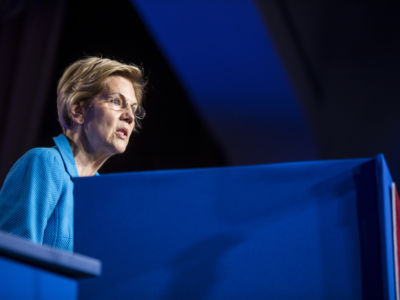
83 75 138 156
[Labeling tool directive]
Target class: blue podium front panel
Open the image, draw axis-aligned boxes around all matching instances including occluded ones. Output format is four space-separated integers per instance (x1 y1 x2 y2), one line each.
74 155 395 299
0 257 77 300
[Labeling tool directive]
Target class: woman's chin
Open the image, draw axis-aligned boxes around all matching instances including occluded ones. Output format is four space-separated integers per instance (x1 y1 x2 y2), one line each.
113 141 128 154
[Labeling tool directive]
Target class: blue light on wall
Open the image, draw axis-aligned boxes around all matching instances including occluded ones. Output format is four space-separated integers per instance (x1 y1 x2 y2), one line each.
130 0 318 164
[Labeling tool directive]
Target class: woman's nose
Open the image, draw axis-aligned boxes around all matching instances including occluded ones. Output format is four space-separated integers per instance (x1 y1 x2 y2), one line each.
121 109 134 124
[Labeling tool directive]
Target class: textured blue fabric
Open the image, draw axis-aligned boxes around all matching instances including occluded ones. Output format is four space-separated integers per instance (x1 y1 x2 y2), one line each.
0 134 79 251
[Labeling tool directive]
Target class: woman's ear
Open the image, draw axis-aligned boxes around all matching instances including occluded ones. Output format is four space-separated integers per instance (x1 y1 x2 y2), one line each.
70 102 85 125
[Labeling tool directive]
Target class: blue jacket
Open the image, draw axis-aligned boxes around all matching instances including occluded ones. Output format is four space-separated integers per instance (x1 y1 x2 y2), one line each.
0 134 79 251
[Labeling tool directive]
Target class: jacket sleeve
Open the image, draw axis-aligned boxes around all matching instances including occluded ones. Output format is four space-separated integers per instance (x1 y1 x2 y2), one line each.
0 148 64 245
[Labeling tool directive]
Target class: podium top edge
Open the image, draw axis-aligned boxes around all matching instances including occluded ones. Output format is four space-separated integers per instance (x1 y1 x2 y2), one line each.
0 230 101 279
81 156 377 179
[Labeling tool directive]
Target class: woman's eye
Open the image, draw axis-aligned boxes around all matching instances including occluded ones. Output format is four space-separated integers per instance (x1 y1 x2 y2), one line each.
112 98 122 106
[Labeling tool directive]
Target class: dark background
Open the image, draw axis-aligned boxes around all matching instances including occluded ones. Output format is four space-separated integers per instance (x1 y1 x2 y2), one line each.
1 0 400 183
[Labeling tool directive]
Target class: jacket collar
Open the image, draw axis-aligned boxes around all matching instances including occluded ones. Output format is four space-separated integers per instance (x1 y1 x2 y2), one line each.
53 134 79 178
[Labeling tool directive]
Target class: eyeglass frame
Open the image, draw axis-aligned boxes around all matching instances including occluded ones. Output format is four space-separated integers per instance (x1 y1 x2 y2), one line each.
97 93 146 120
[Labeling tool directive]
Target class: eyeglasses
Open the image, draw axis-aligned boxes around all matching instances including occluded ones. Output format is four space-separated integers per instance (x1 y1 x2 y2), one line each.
99 94 146 120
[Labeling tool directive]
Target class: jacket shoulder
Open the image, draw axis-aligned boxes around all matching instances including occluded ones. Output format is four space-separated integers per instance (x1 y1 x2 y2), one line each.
11 147 64 174
20 147 61 162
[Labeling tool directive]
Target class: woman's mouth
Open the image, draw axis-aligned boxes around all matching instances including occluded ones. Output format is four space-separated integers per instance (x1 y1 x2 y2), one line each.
116 128 128 139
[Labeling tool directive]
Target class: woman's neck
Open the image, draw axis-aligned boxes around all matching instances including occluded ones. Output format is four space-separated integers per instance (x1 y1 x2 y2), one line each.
64 129 110 177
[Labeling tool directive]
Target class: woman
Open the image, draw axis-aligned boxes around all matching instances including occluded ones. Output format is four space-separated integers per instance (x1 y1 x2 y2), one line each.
0 57 145 251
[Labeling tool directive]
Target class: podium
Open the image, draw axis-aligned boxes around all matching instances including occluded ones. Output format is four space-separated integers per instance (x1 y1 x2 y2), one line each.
74 154 396 299
0 230 101 299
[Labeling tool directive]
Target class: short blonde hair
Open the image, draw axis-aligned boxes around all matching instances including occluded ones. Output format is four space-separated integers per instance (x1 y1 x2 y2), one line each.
57 56 145 130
